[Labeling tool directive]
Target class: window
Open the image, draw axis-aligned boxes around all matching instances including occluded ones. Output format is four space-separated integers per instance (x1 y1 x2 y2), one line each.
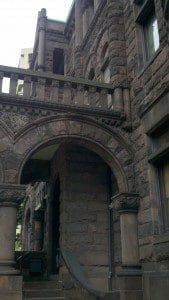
158 159 169 229
135 0 160 61
88 68 95 80
53 48 64 75
143 14 159 60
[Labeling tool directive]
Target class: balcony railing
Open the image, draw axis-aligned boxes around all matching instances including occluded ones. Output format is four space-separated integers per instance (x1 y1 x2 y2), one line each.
0 65 128 112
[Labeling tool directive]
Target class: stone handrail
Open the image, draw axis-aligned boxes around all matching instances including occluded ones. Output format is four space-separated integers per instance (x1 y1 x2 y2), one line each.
0 65 127 112
60 249 118 300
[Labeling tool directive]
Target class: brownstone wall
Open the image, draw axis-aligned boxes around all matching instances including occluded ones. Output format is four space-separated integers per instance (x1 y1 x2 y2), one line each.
123 0 169 263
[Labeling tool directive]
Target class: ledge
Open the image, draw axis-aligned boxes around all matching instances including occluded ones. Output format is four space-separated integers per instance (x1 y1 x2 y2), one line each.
0 64 120 90
148 142 169 163
0 93 125 119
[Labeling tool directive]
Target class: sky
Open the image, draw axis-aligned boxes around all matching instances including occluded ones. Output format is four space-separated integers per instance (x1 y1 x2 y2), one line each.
0 0 73 67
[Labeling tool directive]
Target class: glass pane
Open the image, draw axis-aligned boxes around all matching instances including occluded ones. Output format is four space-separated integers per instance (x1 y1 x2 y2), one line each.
153 19 160 51
144 14 159 60
103 67 110 83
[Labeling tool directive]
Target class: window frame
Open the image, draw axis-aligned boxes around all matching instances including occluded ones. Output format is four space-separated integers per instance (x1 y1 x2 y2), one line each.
134 0 160 63
157 157 169 231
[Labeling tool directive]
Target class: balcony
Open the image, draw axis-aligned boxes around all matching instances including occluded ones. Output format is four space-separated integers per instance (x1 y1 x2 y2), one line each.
0 65 128 117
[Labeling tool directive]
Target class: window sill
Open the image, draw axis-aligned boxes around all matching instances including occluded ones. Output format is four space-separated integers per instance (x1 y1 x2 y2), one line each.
148 142 169 163
137 46 162 79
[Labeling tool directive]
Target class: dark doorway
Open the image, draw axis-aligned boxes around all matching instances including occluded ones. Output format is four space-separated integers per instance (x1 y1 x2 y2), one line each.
51 177 60 274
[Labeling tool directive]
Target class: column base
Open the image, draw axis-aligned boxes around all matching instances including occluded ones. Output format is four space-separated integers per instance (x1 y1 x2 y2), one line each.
0 260 20 275
111 266 143 300
116 265 142 277
0 275 22 300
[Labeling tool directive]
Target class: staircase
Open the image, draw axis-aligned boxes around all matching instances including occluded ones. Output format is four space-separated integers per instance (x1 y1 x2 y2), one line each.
23 280 65 300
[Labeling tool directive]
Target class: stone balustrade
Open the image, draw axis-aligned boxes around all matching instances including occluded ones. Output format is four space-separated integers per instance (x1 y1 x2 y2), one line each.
0 65 129 112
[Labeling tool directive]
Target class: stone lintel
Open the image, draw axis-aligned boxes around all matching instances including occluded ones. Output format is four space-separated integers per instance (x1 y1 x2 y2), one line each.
110 192 140 212
0 184 26 206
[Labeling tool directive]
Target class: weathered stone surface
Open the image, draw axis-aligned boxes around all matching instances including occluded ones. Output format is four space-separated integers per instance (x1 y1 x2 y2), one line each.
0 0 168 298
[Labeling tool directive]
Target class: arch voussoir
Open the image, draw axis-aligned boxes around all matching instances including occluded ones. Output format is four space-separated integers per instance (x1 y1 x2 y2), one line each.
11 117 132 192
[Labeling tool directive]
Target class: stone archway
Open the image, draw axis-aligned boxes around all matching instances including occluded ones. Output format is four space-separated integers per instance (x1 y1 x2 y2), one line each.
0 116 139 294
12 117 134 290
13 117 132 192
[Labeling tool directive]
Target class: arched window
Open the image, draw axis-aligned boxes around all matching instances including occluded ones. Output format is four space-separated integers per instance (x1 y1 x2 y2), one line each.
101 42 109 61
88 68 95 80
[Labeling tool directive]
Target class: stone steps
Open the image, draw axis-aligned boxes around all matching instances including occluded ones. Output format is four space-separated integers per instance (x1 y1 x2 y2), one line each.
23 297 65 300
23 280 65 300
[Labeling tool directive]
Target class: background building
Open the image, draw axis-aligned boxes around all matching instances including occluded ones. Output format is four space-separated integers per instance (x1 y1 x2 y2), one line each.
17 48 33 94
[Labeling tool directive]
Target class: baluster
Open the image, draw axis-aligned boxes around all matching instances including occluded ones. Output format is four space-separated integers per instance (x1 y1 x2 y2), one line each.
123 88 130 117
75 84 84 106
108 92 113 110
95 89 100 108
99 88 108 109
36 77 46 100
9 74 18 95
63 82 72 105
50 79 59 102
113 87 123 111
0 72 3 94
23 76 31 98
83 89 89 106
88 86 97 107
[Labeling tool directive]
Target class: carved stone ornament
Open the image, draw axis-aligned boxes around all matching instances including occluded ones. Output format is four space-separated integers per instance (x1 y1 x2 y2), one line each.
110 192 140 212
0 184 26 206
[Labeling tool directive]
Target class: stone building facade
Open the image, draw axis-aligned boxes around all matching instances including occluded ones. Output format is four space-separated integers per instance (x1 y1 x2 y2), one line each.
0 0 168 299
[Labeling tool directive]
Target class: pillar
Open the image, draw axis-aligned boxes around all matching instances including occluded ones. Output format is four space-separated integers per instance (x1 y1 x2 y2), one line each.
37 8 46 71
110 193 140 267
0 184 26 274
110 193 142 300
0 184 26 300
75 0 83 47
74 0 84 76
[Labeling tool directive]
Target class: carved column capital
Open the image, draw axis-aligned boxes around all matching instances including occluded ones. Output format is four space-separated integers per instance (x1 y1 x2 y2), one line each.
110 192 140 213
0 184 26 206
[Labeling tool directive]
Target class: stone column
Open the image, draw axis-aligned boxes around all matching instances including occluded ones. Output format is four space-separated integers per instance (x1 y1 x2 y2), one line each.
75 0 83 47
0 184 26 275
82 0 94 37
37 8 46 71
74 0 83 76
110 193 140 267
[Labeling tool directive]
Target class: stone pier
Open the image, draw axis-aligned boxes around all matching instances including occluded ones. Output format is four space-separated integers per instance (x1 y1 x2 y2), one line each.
0 184 26 300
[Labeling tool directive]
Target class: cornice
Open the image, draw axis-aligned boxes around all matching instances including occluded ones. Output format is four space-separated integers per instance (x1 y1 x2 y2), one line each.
0 93 125 120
